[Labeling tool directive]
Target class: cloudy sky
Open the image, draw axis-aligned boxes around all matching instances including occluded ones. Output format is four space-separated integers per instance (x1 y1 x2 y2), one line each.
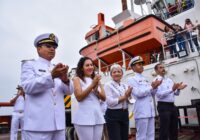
0 0 143 115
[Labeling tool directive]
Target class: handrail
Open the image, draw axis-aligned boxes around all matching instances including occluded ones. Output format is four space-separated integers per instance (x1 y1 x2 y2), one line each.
161 25 199 59
0 102 13 107
100 57 131 72
98 25 200 74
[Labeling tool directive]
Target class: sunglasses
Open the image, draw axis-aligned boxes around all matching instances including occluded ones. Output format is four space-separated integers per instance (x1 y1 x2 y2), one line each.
43 44 58 49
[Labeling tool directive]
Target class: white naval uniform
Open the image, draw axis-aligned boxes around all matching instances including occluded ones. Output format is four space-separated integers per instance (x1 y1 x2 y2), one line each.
72 77 105 140
20 57 73 140
10 95 25 140
127 73 156 140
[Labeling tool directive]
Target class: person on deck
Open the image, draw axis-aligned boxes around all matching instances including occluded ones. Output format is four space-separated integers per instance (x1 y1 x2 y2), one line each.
184 18 200 53
164 25 177 58
10 85 25 140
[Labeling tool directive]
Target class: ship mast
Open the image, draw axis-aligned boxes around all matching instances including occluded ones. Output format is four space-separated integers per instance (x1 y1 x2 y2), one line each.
121 0 128 11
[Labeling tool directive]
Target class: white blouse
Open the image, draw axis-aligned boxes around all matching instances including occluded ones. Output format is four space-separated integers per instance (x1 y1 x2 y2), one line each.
104 80 128 109
72 77 105 125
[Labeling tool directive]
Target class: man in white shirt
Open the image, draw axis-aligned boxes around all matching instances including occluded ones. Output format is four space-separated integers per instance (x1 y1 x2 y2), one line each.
154 63 187 140
21 33 73 140
10 85 25 140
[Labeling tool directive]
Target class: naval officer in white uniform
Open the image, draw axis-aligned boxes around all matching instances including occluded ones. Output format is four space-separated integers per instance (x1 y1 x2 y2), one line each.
72 57 106 140
127 56 162 140
10 85 25 140
20 33 73 140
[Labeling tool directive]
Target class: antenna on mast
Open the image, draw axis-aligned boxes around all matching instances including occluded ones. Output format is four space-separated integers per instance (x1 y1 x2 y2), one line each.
134 0 152 15
121 0 128 11
134 0 146 16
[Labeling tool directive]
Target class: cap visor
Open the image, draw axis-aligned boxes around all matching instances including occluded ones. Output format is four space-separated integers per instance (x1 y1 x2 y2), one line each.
16 86 22 90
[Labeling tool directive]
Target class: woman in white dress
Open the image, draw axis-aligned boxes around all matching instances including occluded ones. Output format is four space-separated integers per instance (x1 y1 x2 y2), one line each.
104 64 132 140
72 57 106 140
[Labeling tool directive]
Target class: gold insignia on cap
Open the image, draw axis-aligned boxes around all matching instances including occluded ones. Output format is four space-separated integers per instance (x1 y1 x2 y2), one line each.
49 33 56 41
139 56 143 61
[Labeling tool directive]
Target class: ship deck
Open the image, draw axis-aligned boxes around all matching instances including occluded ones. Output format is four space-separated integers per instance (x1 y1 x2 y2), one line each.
1 130 200 140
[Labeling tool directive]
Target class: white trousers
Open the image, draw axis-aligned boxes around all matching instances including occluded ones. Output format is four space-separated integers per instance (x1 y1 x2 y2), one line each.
23 130 65 140
74 124 103 140
10 112 24 140
135 117 155 140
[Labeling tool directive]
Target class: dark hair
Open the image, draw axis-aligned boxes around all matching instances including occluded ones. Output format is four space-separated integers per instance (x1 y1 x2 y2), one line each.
164 26 169 32
154 63 162 71
185 18 190 22
76 57 95 82
164 25 176 32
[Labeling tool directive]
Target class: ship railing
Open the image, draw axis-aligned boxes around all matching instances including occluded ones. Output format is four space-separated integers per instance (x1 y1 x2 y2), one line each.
99 57 132 76
157 0 195 20
98 26 199 75
177 99 200 130
161 26 200 60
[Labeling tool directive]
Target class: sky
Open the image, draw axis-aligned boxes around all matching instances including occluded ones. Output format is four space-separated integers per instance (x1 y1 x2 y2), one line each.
0 0 144 115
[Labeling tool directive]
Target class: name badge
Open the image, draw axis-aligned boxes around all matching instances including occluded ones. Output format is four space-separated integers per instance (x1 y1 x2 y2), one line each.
38 69 46 72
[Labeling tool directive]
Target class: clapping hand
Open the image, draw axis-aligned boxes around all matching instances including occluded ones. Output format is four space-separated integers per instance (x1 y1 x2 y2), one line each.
19 90 25 96
177 82 187 90
125 86 133 99
59 65 70 84
92 74 102 95
172 83 180 91
172 82 187 91
151 79 162 89
92 74 101 88
51 63 69 80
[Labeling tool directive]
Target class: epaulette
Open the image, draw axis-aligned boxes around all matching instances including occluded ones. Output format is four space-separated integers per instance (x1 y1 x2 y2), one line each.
21 59 35 63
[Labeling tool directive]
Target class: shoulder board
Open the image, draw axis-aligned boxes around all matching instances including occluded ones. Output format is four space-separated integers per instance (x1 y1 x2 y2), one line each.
21 59 35 63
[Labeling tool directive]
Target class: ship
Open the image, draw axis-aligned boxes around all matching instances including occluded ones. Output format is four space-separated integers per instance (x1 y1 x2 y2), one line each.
1 0 200 139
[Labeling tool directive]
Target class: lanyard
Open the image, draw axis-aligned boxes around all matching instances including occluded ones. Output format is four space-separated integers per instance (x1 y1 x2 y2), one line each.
110 81 127 109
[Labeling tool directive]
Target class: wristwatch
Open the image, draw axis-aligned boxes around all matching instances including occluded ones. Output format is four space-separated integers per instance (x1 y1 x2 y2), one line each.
63 79 70 85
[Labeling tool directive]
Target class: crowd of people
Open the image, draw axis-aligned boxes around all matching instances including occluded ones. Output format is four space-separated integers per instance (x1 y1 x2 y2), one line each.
9 33 189 140
166 0 194 17
163 18 200 58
